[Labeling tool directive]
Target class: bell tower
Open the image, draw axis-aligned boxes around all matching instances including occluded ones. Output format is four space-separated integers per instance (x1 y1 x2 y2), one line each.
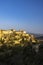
0 30 3 39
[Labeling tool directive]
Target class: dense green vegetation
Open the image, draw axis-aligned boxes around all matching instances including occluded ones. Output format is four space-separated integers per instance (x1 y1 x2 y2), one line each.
0 43 43 65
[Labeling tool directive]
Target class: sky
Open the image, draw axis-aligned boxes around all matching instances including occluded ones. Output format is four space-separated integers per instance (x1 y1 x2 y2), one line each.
0 0 43 34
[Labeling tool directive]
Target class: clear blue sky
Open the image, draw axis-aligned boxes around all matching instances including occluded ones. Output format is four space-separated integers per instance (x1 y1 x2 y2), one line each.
0 0 43 34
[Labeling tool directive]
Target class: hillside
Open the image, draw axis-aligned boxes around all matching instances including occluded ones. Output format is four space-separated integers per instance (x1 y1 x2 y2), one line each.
0 29 43 65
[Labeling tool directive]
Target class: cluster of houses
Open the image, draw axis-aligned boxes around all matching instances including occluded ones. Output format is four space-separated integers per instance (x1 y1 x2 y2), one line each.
0 29 38 46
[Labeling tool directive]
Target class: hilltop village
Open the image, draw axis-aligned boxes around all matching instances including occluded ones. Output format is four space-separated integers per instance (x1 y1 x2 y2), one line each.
0 29 38 47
